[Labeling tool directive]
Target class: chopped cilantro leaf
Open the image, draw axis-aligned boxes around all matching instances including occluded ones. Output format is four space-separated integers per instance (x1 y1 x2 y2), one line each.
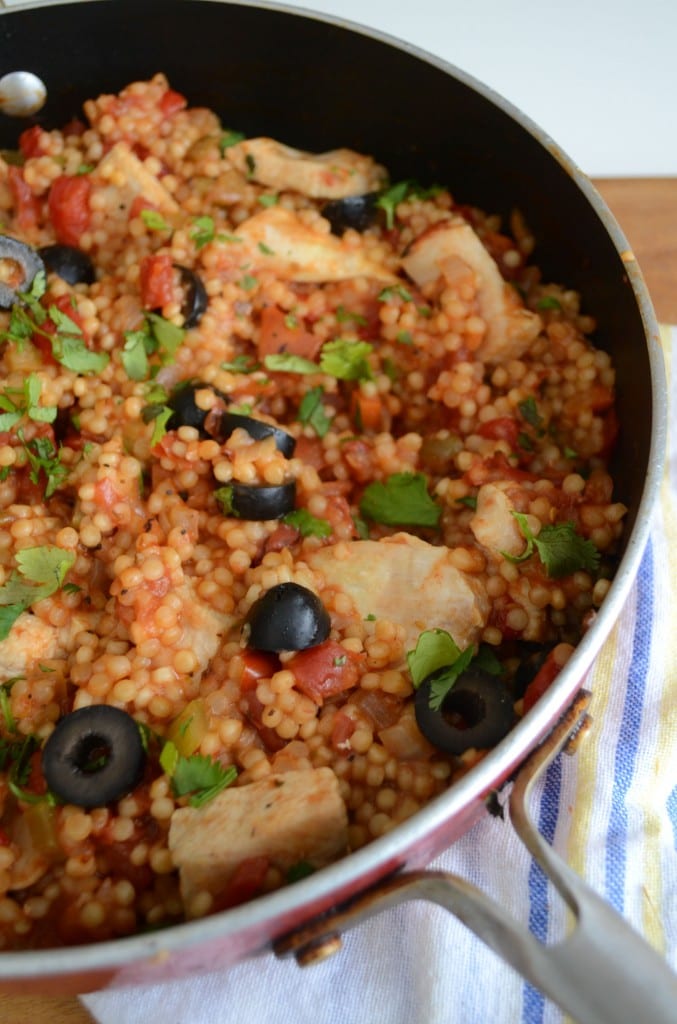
407 628 463 688
378 284 412 303
244 153 256 178
298 385 331 437
360 472 441 528
191 215 216 250
286 861 315 883
21 433 68 498
140 209 170 231
150 406 173 446
504 512 600 578
54 335 109 374
239 273 258 291
258 193 278 208
221 354 261 374
219 130 245 153
335 306 367 327
122 316 185 381
257 241 275 256
456 495 477 510
536 295 562 311
214 485 235 515
396 330 413 345
319 338 373 381
121 330 150 381
283 508 331 538
264 353 317 375
407 629 485 711
518 396 544 431
0 546 75 641
161 740 237 807
376 180 444 229
0 375 56 430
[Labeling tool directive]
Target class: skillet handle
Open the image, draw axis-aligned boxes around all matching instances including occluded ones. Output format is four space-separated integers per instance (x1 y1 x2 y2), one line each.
275 692 677 1024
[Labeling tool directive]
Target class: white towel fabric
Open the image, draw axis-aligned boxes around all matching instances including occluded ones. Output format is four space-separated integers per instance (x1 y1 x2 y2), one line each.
83 326 677 1024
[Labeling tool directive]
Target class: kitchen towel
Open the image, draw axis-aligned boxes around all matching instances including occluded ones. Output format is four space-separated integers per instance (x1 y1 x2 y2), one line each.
83 325 677 1024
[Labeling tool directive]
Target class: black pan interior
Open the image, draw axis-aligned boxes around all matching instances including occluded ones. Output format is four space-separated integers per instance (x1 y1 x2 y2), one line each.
0 0 652 536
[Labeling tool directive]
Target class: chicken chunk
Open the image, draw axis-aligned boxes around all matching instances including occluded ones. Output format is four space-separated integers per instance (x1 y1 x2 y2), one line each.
401 218 542 362
225 137 386 199
233 206 396 283
169 767 348 914
0 610 93 679
94 141 179 216
470 482 526 558
0 614 60 678
306 533 490 653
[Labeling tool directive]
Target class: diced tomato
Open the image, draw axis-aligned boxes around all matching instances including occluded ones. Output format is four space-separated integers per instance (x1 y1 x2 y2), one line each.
351 391 386 433
140 252 175 309
322 493 358 540
48 175 91 246
159 89 187 118
331 710 356 751
62 118 86 138
257 306 322 360
287 640 364 705
8 166 40 231
240 650 280 691
477 417 520 447
0 829 10 847
341 438 374 483
19 125 46 159
129 195 158 220
36 295 89 358
522 648 569 713
214 856 270 911
93 476 122 513
293 435 325 470
25 751 48 797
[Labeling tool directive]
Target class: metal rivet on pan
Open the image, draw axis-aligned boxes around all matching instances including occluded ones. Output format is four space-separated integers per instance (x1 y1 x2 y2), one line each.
294 933 343 967
0 71 47 117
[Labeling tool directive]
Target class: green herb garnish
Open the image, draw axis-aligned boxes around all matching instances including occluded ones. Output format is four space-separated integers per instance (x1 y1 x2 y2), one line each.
160 740 237 807
283 508 331 538
0 546 76 641
503 512 600 578
298 385 331 438
219 130 245 154
360 472 441 528
140 209 170 231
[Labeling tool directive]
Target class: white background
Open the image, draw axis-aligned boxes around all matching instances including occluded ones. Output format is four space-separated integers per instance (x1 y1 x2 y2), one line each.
281 0 677 177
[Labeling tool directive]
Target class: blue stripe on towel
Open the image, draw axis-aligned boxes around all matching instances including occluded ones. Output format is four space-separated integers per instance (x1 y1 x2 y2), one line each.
605 539 654 912
667 786 677 851
521 757 562 1023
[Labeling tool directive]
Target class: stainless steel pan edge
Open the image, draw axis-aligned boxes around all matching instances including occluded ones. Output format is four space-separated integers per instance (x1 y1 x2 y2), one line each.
0 0 669 1001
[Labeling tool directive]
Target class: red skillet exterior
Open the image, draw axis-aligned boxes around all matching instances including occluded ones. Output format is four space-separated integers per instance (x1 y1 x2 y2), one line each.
0 0 665 994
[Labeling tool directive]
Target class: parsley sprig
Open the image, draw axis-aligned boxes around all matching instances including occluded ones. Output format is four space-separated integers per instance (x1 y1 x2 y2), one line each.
264 338 373 382
0 546 76 641
503 512 600 578
0 273 109 375
160 740 237 808
407 629 502 711
360 472 441 528
121 313 185 381
0 375 56 431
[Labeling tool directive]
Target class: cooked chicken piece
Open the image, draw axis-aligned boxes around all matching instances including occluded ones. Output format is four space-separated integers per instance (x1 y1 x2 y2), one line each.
234 206 396 283
401 218 542 362
169 767 348 914
470 483 526 558
0 610 92 679
306 533 490 653
0 614 60 678
225 137 386 199
95 141 179 215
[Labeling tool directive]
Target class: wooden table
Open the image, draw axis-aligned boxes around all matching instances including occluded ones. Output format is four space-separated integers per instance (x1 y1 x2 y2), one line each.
1 177 675 1024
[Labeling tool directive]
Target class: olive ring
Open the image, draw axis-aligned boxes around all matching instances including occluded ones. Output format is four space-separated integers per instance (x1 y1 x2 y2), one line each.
42 705 146 808
414 668 514 756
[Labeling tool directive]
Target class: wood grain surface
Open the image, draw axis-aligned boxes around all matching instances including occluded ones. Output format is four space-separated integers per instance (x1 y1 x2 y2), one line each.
0 177 674 1024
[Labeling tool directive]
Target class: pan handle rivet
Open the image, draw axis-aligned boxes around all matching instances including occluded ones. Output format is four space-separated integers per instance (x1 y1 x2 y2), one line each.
294 933 342 967
0 72 47 117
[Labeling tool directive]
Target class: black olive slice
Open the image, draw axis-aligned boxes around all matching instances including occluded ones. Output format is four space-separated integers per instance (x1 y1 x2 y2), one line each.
215 411 296 457
39 244 95 286
414 669 514 755
321 192 380 235
245 581 331 652
0 234 44 308
165 381 227 436
221 480 296 520
175 264 208 328
42 705 146 809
